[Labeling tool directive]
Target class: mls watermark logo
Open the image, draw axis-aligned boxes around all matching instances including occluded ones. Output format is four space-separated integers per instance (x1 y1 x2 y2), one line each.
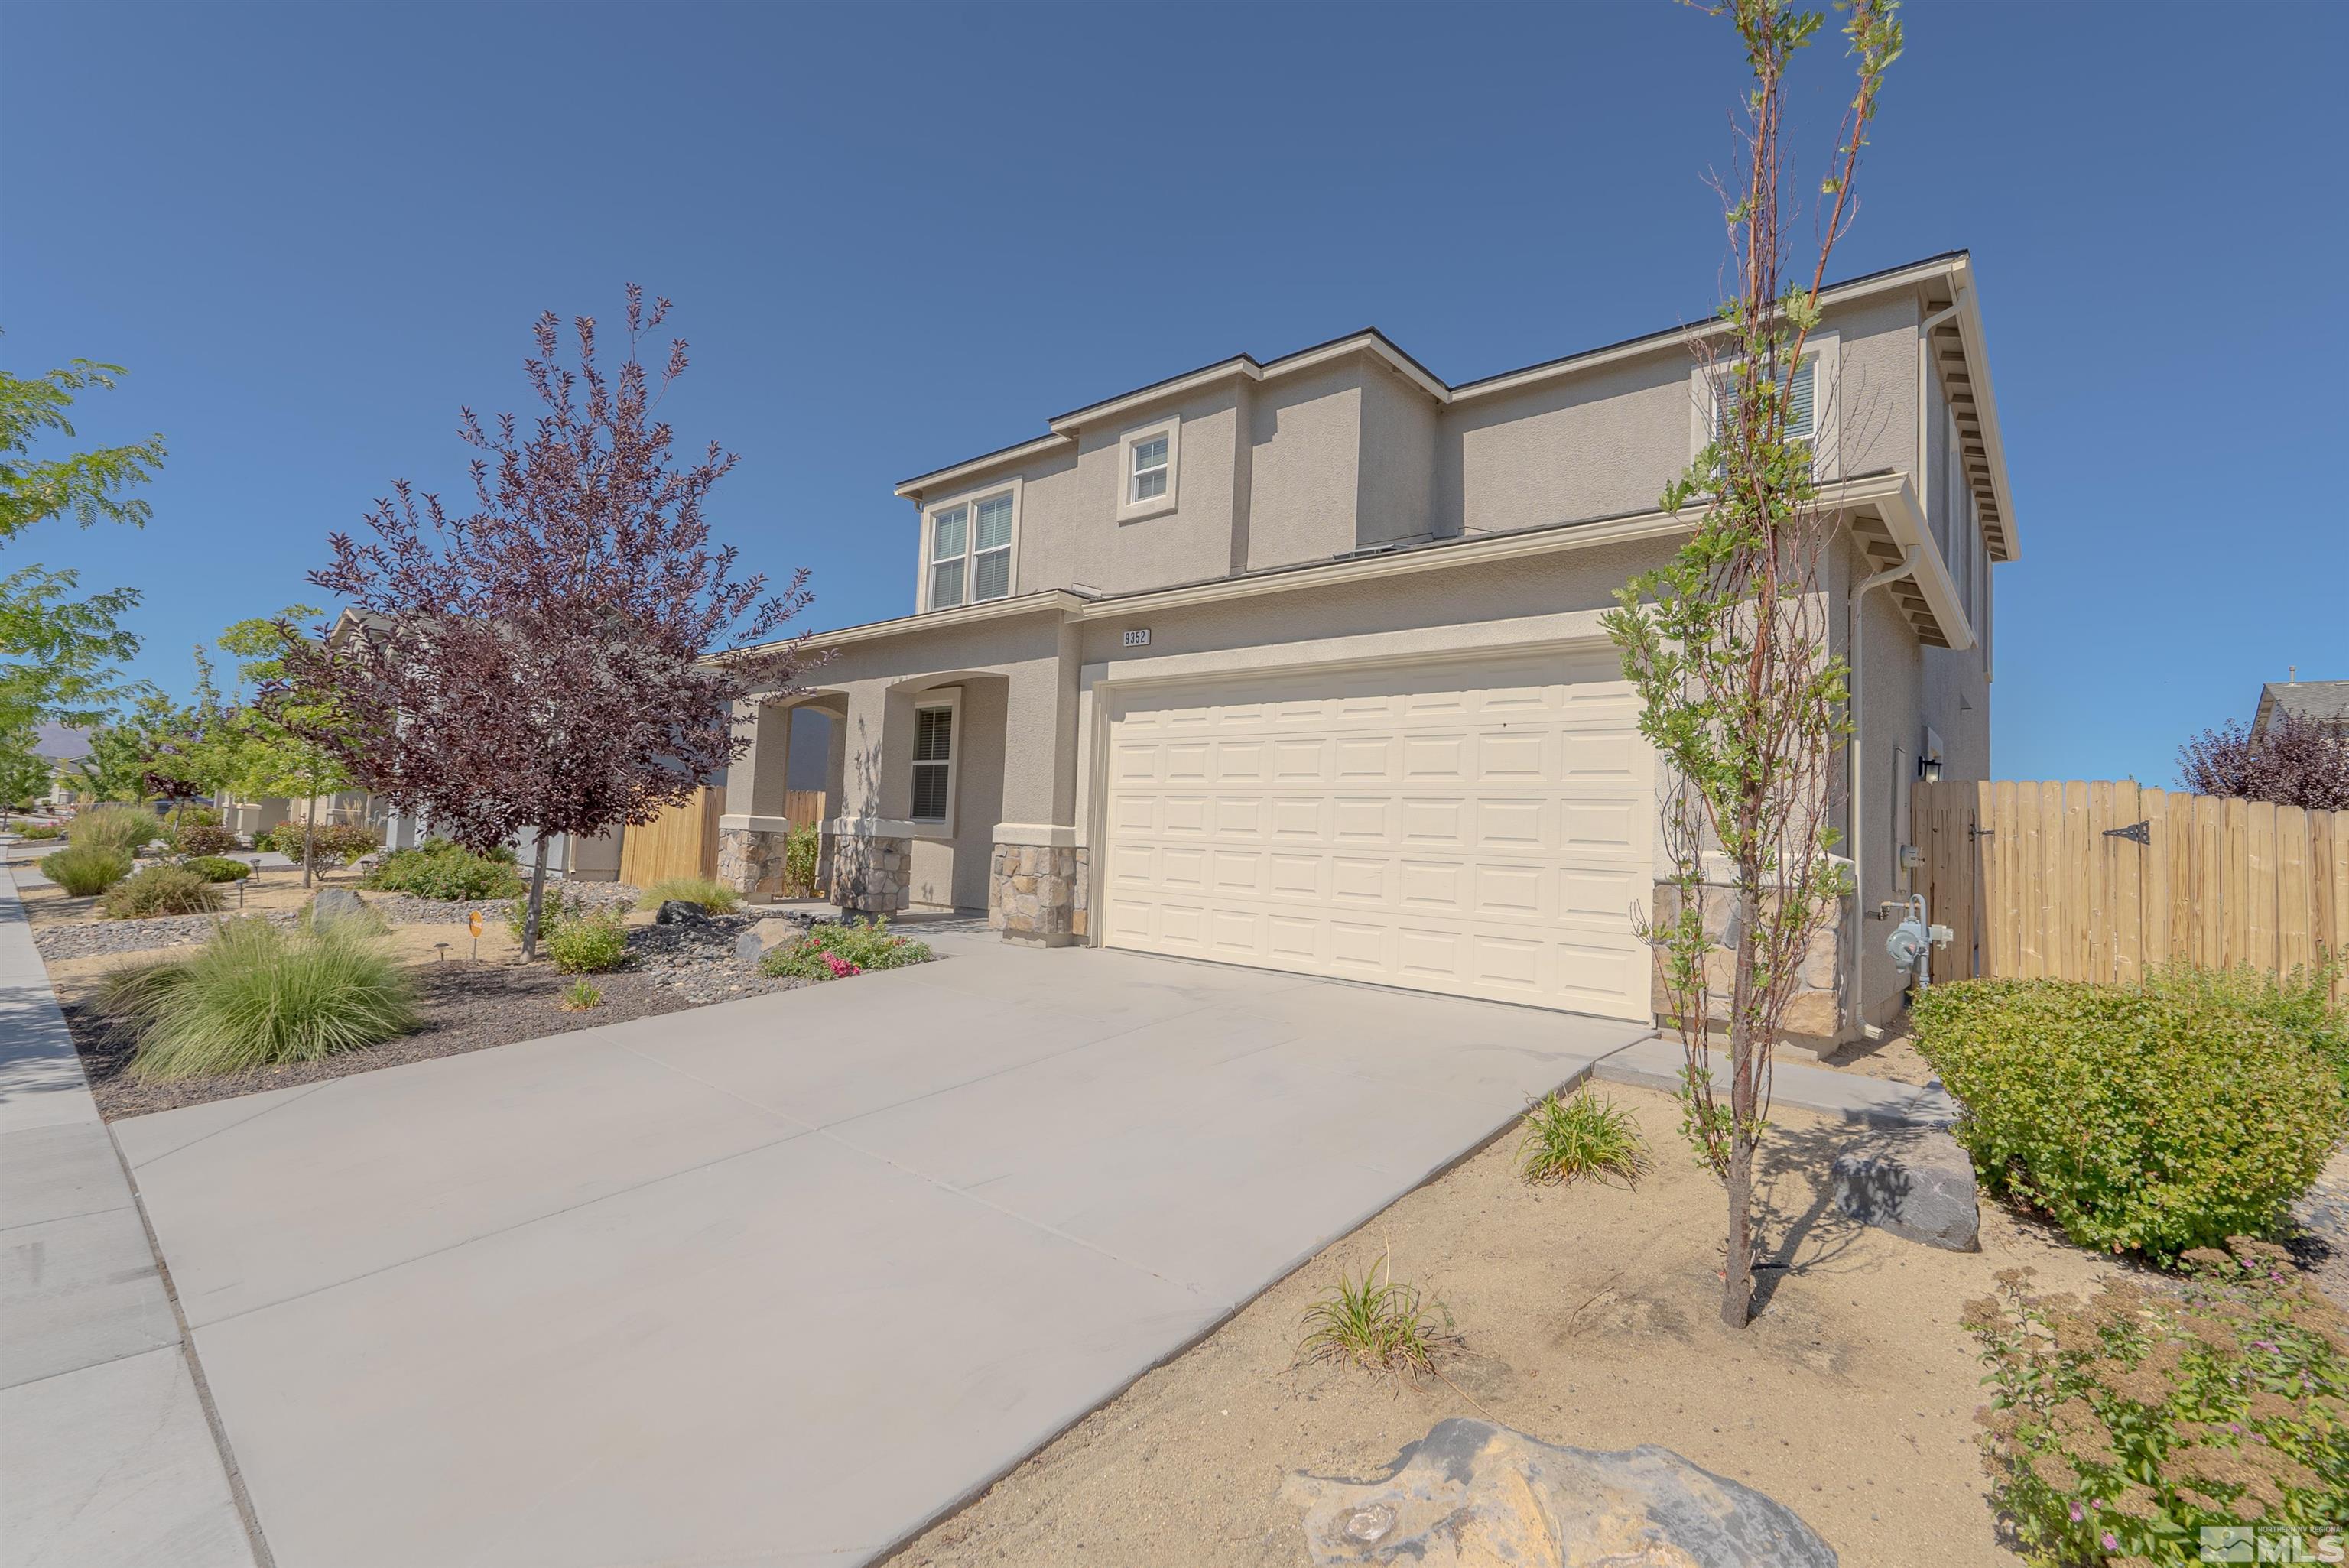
2200 1525 2346 1563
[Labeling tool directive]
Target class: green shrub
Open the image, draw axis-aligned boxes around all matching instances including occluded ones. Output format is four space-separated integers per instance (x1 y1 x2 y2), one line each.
171 823 240 857
99 865 227 919
99 919 420 1079
635 875 740 914
1915 977 2349 1264
275 822 381 867
758 917 932 981
171 806 223 830
364 842 525 901
505 889 586 944
180 855 252 883
18 823 63 840
544 911 629 974
68 805 162 858
40 844 132 896
782 823 820 897
1516 1089 1649 1187
1967 1240 2349 1564
2138 959 2348 1092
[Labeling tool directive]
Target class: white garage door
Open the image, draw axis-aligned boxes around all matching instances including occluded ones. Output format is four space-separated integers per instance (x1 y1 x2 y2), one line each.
1100 648 1655 1020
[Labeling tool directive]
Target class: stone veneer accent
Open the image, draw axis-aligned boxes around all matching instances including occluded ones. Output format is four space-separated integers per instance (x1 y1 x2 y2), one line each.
716 826 792 901
1648 880 1849 1044
989 842 1080 946
828 831 911 916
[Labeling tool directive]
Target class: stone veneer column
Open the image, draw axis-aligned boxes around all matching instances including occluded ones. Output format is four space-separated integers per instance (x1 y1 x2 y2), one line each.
829 828 911 917
988 826 1082 946
716 821 792 900
1648 878 1851 1044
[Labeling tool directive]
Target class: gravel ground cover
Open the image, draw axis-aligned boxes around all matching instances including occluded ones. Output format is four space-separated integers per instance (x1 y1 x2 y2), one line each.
31 883 644 962
60 962 698 1121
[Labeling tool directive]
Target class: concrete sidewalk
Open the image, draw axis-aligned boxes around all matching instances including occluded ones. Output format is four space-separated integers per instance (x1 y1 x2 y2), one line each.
0 865 257 1568
1587 1034 1958 1128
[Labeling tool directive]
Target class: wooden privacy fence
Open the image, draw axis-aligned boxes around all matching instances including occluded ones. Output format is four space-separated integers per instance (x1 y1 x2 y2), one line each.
1914 781 2349 1001
615 788 827 890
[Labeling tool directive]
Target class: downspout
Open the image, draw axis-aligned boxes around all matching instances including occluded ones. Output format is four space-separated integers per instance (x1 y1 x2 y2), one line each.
1846 546 1919 1043
1845 294 1964 1041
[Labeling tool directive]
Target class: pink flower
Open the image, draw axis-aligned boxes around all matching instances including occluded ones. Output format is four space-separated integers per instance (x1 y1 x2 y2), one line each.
821 952 862 979
2101 1534 2118 1551
2068 1502 2084 1523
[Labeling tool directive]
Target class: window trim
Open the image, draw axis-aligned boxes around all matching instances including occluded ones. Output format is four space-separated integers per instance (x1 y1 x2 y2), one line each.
908 688 960 836
1687 329 1840 479
917 479 1021 613
1116 414 1181 522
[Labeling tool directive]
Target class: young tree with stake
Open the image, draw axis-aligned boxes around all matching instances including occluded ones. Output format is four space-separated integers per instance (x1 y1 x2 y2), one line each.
1602 0 1902 1328
279 289 811 958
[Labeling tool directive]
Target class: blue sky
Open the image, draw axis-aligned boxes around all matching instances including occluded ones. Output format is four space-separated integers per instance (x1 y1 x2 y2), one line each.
5 0 2342 787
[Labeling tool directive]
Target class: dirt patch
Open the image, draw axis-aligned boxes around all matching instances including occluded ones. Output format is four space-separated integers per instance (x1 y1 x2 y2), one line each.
885 1086 2119 1568
52 956 694 1121
1813 1027 1937 1086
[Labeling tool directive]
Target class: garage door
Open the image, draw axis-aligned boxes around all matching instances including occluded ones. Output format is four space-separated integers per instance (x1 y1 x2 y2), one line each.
1100 648 1655 1020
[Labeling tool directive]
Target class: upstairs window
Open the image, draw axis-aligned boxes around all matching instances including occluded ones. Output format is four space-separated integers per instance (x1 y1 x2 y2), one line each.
1129 434 1168 502
911 702 954 823
1714 357 1815 445
1116 416 1180 520
924 487 1016 610
1691 330 1836 479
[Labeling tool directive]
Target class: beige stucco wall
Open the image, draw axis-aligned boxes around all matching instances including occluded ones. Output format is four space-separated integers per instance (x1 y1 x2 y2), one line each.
1243 363 1363 571
1355 359 1438 548
1439 346 1691 536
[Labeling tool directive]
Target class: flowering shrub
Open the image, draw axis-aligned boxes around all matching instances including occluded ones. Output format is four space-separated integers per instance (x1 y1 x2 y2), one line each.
1915 976 2347 1264
1967 1241 2349 1564
544 911 629 974
759 917 931 982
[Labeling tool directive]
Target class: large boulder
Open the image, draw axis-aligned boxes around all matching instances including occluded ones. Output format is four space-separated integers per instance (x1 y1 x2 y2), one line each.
1830 1125 1980 1252
305 885 375 931
1285 1418 1836 1566
655 899 712 927
732 914 809 964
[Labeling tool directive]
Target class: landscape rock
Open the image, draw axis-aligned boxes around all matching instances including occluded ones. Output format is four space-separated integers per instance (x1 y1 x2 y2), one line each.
306 885 375 930
733 930 765 965
1285 1418 1836 1567
655 899 711 926
1831 1126 1980 1252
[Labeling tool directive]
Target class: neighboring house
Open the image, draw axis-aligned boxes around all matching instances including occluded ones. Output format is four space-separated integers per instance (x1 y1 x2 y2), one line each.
2251 677 2348 740
31 722 91 808
720 249 2016 1043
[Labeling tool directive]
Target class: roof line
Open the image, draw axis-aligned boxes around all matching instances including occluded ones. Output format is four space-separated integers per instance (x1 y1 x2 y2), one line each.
895 249 1974 495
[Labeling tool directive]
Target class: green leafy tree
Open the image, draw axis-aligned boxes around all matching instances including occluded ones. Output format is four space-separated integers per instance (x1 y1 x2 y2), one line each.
0 347 167 772
217 607 355 886
1 354 167 538
1600 0 1901 1328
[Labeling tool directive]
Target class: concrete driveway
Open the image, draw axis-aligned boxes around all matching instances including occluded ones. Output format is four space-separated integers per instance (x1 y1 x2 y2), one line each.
116 930 1645 1567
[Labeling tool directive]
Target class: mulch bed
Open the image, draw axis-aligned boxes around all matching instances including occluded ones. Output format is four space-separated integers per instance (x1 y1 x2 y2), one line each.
63 961 697 1122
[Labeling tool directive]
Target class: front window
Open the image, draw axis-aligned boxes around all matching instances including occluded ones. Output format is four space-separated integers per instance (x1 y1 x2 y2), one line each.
926 489 1015 610
911 703 954 822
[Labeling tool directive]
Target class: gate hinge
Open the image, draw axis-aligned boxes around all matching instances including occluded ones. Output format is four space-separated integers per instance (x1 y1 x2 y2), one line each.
2103 820 2152 846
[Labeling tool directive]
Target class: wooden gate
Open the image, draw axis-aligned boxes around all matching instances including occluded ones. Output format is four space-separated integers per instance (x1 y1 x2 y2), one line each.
1914 780 2348 1000
615 788 828 890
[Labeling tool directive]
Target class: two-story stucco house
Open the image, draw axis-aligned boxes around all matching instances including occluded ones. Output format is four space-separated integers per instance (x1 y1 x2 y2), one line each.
717 250 2016 1044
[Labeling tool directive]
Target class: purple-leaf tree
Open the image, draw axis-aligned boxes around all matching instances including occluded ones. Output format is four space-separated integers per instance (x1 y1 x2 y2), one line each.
2178 713 2349 813
277 287 812 957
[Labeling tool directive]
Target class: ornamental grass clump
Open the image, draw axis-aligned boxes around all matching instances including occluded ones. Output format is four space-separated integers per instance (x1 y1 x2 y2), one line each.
1967 1241 2349 1564
1516 1089 1649 1188
67 804 163 858
99 865 226 919
40 843 132 897
99 919 420 1080
635 876 739 914
758 917 932 982
1296 1249 1453 1378
180 855 252 883
1914 977 2348 1265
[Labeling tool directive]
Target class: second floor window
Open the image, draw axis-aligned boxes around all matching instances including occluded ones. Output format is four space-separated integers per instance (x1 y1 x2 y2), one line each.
1714 357 1815 446
928 490 1015 609
1129 434 1168 502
